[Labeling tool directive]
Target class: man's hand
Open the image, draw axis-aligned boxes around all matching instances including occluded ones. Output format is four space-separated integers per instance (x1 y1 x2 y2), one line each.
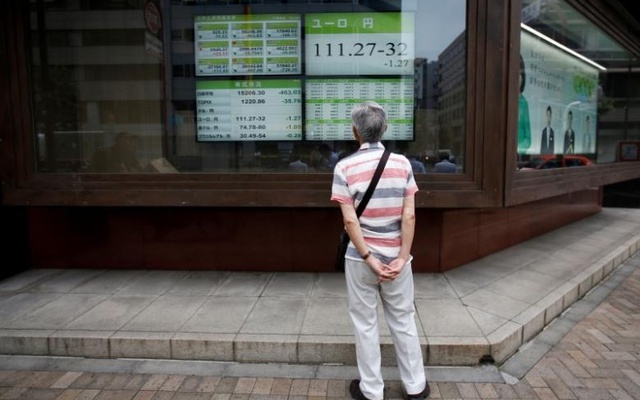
376 257 407 282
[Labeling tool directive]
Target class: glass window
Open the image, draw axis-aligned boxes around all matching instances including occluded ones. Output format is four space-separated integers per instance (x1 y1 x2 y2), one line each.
517 0 640 171
29 0 467 174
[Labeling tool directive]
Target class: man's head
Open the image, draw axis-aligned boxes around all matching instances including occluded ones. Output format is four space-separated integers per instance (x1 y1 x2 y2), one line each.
351 101 387 143
546 106 552 125
438 151 450 161
114 131 137 152
567 110 573 128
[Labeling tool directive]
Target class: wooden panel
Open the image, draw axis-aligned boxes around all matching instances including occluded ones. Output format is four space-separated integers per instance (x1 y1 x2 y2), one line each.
29 207 342 272
411 210 442 273
440 210 480 271
27 189 602 274
437 189 602 273
479 208 512 257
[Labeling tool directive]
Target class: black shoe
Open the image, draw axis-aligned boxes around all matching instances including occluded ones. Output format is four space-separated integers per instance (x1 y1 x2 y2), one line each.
404 382 431 400
349 379 372 400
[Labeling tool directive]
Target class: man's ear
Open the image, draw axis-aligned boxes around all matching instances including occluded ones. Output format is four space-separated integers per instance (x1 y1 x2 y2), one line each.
352 126 359 141
383 123 388 133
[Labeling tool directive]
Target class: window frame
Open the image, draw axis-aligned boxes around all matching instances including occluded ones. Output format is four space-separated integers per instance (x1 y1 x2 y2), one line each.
4 0 639 209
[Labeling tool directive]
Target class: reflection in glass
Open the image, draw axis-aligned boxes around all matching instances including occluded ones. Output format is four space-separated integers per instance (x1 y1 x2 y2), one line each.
518 0 640 170
29 0 467 174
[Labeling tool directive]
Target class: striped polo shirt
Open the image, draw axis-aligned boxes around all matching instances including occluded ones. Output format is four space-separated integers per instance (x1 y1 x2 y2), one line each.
330 142 418 263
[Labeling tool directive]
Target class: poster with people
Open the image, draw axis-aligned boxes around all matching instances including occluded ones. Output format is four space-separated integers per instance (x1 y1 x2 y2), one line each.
518 27 599 156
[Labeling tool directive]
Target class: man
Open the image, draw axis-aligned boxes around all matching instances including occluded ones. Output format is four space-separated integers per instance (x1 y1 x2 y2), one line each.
582 114 592 154
434 151 456 173
540 106 555 154
89 131 142 173
409 154 426 174
331 101 430 400
564 110 575 154
288 153 308 172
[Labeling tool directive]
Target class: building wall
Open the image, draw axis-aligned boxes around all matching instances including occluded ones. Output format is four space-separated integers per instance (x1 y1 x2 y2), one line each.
27 188 600 273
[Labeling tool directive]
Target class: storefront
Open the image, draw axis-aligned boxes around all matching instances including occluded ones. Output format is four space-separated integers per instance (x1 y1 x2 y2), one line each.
1 0 639 273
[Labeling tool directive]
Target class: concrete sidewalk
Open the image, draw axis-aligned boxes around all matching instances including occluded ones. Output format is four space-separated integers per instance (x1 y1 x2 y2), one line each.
0 208 639 367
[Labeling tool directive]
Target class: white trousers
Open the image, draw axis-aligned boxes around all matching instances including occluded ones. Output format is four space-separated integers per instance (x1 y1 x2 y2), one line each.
345 258 426 400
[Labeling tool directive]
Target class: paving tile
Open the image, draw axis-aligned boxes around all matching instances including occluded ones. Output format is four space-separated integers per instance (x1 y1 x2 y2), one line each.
140 375 168 391
484 269 560 304
214 378 239 394
543 377 577 399
12 387 62 399
308 379 328 397
493 383 519 399
167 270 230 296
455 382 478 398
415 299 483 337
461 289 530 321
0 386 27 398
262 273 315 297
268 379 293 397
196 377 220 393
56 388 85 400
512 380 539 399
124 375 151 391
0 293 62 327
50 371 83 389
233 377 255 394
8 294 108 330
178 376 203 392
211 272 271 297
132 391 157 400
180 297 257 334
289 379 310 396
240 297 308 335
117 270 190 296
75 389 102 400
310 274 347 298
325 379 345 398
0 269 63 292
64 295 157 331
71 270 146 294
300 297 351 336
27 269 105 294
435 382 460 398
121 296 207 332
413 273 459 299
160 375 186 392
171 393 215 400
93 389 137 400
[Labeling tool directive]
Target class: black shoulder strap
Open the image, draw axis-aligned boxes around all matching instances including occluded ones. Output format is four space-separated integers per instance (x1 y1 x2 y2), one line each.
355 149 390 218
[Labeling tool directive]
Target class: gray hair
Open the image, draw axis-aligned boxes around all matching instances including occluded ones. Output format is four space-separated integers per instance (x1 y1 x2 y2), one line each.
350 101 387 143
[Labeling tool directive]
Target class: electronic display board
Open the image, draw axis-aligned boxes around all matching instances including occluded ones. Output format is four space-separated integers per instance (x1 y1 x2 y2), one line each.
196 79 302 141
194 14 302 76
305 12 415 75
194 12 417 142
305 78 414 141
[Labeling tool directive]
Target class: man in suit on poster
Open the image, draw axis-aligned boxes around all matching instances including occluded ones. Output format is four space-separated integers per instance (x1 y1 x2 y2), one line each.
582 114 592 154
540 106 555 154
564 110 576 154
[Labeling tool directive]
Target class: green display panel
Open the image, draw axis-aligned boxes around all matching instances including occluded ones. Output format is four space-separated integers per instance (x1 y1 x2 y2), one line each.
305 78 414 141
195 14 302 76
305 12 415 75
196 79 302 141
